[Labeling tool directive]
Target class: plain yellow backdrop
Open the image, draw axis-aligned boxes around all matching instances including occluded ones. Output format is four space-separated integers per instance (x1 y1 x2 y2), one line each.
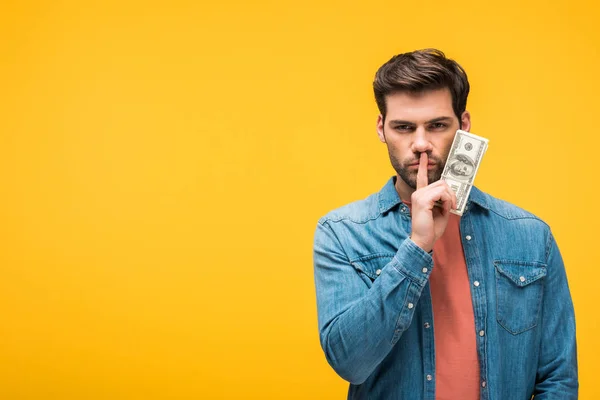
0 0 598 398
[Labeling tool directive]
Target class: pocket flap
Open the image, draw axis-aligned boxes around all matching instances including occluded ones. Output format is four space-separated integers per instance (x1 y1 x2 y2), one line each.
350 253 395 280
494 260 547 287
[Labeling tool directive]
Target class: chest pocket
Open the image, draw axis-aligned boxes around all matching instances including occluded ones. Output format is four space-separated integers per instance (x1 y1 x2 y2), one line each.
494 260 547 335
350 253 396 285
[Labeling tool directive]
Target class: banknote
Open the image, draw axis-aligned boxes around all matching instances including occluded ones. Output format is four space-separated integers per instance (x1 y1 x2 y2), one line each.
439 130 489 216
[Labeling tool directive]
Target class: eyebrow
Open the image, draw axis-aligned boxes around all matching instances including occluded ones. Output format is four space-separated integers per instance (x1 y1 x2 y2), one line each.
388 116 454 125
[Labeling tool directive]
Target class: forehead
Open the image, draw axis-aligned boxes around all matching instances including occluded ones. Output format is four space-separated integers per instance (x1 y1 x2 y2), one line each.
385 88 454 122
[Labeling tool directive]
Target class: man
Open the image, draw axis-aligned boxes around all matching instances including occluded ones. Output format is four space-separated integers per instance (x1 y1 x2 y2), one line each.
313 49 577 399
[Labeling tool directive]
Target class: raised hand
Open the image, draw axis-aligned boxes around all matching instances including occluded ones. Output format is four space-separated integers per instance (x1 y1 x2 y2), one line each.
409 152 457 253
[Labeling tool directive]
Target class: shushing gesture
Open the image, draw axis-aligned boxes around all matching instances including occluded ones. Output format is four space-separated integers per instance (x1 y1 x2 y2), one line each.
409 152 457 253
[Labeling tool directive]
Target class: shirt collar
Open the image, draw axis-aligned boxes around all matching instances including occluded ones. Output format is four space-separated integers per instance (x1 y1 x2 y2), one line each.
467 185 491 210
378 177 403 214
377 176 491 214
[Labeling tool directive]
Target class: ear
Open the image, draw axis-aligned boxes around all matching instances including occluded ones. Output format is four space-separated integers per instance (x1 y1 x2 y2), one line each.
460 111 471 132
376 114 386 143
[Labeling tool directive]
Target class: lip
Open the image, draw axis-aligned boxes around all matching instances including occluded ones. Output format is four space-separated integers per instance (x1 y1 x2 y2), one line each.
408 163 437 169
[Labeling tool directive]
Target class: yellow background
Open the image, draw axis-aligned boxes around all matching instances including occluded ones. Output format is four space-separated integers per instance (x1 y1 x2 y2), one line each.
0 0 597 398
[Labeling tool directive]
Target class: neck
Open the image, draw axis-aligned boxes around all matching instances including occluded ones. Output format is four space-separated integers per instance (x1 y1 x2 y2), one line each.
394 174 415 203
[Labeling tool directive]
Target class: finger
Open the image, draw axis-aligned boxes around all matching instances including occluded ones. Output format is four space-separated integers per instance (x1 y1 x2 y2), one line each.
442 182 458 210
416 152 428 190
449 185 458 210
452 189 457 210
438 187 456 210
439 190 453 208
432 191 452 218
436 183 458 210
426 186 453 209
441 196 451 216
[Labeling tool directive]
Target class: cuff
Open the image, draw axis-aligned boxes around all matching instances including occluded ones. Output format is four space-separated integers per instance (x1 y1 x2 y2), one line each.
391 238 434 286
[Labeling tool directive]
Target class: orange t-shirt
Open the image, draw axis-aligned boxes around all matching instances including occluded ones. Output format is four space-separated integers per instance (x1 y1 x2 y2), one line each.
429 213 480 400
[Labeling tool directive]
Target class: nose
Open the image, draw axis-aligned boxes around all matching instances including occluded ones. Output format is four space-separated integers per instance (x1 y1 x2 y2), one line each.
410 127 433 154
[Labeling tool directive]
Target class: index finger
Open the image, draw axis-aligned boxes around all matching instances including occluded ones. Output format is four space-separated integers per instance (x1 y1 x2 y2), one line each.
416 152 428 190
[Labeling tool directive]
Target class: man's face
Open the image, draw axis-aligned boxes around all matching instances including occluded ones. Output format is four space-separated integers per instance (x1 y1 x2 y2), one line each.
376 88 471 190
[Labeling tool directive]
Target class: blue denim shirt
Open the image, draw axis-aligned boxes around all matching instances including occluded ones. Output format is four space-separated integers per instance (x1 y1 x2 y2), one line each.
313 177 577 400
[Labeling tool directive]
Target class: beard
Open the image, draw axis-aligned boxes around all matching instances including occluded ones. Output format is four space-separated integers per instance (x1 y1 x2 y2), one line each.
388 150 445 190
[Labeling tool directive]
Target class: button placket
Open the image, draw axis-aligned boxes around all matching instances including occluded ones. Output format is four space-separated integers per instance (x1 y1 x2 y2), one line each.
461 218 487 397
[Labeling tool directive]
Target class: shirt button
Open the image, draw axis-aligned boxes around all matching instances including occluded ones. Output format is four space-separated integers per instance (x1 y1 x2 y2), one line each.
474 281 480 287
424 322 431 329
407 303 414 309
426 375 432 381
519 276 525 282
482 381 487 388
422 267 428 273
465 235 472 241
479 330 485 336
376 269 382 276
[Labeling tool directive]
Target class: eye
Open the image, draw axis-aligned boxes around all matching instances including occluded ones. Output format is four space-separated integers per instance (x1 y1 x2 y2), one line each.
394 125 414 132
430 122 447 130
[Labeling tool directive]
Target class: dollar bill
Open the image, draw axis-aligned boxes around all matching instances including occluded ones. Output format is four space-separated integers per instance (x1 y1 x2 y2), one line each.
439 129 489 216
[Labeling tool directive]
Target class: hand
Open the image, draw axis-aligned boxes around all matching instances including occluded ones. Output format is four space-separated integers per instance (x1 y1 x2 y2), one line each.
409 153 457 253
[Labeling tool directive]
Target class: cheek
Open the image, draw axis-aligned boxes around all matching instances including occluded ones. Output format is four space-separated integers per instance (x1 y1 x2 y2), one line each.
440 145 452 159
437 138 455 158
386 136 410 150
386 141 410 160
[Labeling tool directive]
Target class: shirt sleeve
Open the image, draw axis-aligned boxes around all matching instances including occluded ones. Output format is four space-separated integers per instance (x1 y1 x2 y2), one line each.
313 220 433 385
533 231 578 398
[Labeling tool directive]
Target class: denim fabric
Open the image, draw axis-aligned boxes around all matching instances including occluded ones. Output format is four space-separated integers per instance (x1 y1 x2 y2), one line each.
313 177 577 400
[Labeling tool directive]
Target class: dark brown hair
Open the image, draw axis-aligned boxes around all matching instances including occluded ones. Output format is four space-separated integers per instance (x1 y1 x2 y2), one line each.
373 48 470 123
